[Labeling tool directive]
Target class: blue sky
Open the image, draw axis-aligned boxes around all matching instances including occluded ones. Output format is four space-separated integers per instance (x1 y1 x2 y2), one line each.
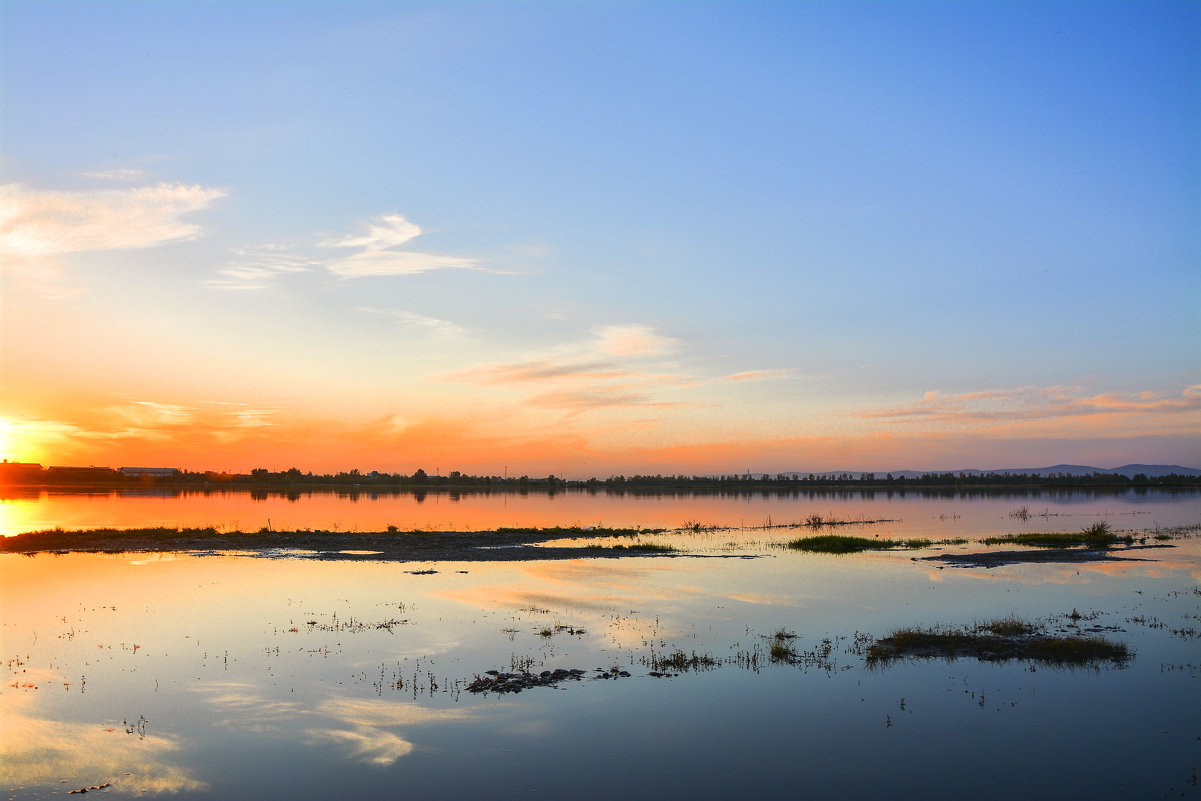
1 0 1198 474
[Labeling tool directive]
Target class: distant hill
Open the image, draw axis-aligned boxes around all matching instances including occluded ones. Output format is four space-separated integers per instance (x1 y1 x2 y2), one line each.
1106 464 1201 478
781 464 1201 480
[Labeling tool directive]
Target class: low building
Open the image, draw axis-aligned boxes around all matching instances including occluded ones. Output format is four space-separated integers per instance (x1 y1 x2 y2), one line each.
118 467 180 478
46 466 119 481
0 460 44 483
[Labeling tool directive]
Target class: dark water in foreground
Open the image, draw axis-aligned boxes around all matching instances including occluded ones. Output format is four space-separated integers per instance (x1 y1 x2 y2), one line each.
1 490 1198 799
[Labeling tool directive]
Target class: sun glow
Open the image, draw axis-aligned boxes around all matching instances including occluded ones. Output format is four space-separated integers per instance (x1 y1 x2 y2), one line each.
0 418 18 462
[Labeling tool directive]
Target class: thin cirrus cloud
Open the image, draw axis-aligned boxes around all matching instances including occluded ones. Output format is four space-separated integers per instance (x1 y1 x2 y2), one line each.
526 388 664 410
108 401 196 428
81 168 151 181
206 244 315 291
855 385 1201 433
448 359 629 384
444 323 692 414
592 323 680 358
319 213 486 278
720 368 797 382
446 324 679 387
355 306 466 337
209 213 494 290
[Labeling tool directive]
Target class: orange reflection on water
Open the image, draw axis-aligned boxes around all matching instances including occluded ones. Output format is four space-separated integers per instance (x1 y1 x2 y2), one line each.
9 486 1194 539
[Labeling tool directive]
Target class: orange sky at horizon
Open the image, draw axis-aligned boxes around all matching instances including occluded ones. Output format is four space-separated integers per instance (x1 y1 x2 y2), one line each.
3 391 1198 477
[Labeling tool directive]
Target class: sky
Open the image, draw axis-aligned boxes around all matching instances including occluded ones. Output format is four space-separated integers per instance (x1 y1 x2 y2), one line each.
1 0 1198 477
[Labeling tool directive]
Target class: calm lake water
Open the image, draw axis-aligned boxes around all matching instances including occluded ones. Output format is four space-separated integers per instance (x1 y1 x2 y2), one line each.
2 485 1198 537
2 489 1199 800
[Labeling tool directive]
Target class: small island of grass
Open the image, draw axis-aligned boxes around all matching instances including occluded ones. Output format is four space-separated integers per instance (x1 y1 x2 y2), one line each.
866 616 1130 667
981 521 1133 549
784 534 965 554
580 542 677 553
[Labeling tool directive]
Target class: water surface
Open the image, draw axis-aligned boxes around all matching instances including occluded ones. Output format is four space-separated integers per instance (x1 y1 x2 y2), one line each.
2 490 1198 799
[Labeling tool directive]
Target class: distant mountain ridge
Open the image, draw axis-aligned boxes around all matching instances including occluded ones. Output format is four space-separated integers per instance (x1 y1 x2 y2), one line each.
787 464 1201 479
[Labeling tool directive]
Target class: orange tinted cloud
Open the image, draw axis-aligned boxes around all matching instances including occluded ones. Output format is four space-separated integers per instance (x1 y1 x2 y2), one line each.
854 385 1201 437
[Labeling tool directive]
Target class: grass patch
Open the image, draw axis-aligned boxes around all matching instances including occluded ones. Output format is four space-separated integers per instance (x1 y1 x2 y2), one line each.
768 629 798 663
867 617 1130 667
981 521 1134 549
974 614 1041 637
651 649 719 672
785 535 895 553
581 541 676 553
495 526 663 537
796 514 900 529
784 535 962 554
679 519 723 532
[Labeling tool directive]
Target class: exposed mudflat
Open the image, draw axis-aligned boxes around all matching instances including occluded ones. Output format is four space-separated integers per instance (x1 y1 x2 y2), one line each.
915 543 1174 569
0 527 697 562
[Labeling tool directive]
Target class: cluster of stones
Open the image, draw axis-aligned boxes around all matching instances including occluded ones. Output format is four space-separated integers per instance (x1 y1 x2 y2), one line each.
68 782 111 794
466 666 633 694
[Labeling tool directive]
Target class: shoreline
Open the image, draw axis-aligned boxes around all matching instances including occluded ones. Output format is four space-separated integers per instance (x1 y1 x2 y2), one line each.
2 525 1187 566
0 526 696 562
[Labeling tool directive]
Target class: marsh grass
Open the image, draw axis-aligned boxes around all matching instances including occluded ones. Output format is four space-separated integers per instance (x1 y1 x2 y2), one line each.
651 649 719 672
867 616 1130 667
974 614 1041 637
784 535 965 554
581 542 677 553
768 629 799 663
496 526 663 537
680 520 723 532
981 521 1133 549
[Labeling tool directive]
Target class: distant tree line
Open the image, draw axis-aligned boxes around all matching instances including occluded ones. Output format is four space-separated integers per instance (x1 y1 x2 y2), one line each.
2 462 1198 491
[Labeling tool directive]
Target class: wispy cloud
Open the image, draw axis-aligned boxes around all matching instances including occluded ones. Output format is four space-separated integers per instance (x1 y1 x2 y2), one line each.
447 359 627 384
854 384 1201 437
227 408 281 428
210 212 496 290
81 167 151 181
320 213 487 278
593 324 679 357
720 368 797 382
355 306 465 336
0 181 227 297
527 388 662 409
324 248 480 278
108 401 196 428
443 323 690 414
0 182 226 259
318 213 421 250
206 244 314 290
